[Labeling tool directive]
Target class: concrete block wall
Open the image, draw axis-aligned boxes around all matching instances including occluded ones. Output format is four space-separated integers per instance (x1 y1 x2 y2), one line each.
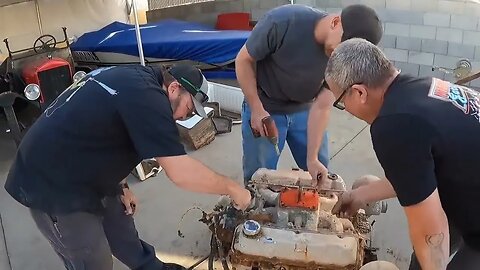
298 0 480 88
146 0 290 27
147 0 480 87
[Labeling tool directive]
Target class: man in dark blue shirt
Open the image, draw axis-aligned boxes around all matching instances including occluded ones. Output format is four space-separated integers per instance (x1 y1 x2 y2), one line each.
325 38 480 269
4 64 251 270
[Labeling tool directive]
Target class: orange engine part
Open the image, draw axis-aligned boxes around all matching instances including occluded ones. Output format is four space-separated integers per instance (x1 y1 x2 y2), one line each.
279 188 319 210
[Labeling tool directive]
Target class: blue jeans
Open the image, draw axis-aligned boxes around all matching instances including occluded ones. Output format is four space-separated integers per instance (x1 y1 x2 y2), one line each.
241 101 329 184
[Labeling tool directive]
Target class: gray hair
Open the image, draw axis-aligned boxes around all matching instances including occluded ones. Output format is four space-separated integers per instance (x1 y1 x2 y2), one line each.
325 38 395 91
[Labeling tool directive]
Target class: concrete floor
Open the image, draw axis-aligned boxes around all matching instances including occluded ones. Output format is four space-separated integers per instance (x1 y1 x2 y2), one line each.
0 109 413 270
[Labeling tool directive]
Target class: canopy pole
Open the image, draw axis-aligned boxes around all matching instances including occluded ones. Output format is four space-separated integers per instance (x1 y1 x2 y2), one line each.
34 0 43 35
132 0 145 66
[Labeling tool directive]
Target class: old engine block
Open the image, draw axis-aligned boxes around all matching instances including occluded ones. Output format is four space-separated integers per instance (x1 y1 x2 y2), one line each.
211 169 395 270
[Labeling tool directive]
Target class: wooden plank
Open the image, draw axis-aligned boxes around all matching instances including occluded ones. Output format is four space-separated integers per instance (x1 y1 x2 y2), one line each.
456 70 480 85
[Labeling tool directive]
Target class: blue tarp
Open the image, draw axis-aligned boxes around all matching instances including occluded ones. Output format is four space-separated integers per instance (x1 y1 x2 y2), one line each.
71 19 251 65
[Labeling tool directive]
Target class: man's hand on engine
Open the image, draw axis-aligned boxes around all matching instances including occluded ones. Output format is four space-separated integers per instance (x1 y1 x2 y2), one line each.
229 185 253 211
332 190 367 217
307 159 328 188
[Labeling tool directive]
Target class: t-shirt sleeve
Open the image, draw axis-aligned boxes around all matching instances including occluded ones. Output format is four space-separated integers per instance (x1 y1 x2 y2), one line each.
115 74 186 160
245 14 283 61
370 114 438 207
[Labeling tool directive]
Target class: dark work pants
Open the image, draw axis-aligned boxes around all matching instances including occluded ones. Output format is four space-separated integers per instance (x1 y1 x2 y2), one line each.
409 224 480 270
30 195 164 270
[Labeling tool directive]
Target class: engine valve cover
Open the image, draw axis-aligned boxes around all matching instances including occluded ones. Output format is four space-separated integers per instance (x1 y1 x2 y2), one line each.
279 188 319 210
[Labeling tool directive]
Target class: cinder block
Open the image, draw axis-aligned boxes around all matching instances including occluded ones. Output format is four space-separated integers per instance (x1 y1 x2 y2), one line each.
419 65 446 80
394 61 420 77
326 8 342 13
358 0 386 8
188 4 203 15
438 0 465 15
396 37 421 51
408 52 434 66
379 9 423 25
410 25 436 40
316 0 341 7
447 43 475 59
314 0 328 7
450 15 477 31
215 1 234 12
434 54 461 68
341 0 364 7
229 0 245 12
379 35 396 48
386 0 411 10
243 0 259 11
295 0 315 6
316 0 343 7
436 28 463 43
384 48 408 62
475 46 480 60
252 9 269 21
411 0 438 12
422 39 448 54
259 0 279 9
463 31 480 46
200 1 217 13
424 13 450 27
385 23 410 37
464 2 480 17
470 74 480 88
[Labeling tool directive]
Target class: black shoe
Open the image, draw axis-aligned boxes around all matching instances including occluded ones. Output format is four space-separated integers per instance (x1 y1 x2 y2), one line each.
163 263 188 270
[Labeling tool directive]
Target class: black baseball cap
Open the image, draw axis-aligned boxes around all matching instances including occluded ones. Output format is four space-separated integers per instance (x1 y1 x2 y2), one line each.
168 64 210 118
340 4 383 45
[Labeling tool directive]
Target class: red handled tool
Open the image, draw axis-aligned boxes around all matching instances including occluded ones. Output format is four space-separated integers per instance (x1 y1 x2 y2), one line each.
251 116 280 155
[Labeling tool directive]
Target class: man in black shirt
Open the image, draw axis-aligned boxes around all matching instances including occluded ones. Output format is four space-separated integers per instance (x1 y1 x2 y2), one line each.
4 64 251 270
323 38 480 269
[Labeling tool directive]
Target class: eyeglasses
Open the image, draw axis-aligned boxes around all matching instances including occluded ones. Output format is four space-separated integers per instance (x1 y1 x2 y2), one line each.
321 80 347 110
333 88 348 110
332 82 363 110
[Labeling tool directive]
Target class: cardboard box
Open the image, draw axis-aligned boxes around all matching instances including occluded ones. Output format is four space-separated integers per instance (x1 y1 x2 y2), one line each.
176 107 216 150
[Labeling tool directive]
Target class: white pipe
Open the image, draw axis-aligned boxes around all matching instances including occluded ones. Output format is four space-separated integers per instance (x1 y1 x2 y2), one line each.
132 0 145 66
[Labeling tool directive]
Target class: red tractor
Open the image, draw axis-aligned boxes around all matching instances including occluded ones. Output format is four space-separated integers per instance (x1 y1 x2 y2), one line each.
0 27 85 146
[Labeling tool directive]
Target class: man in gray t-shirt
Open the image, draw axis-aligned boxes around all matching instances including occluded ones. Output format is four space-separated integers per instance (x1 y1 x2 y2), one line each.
235 4 382 184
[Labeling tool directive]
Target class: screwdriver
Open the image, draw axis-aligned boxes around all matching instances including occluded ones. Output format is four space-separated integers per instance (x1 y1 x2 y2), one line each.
250 116 280 155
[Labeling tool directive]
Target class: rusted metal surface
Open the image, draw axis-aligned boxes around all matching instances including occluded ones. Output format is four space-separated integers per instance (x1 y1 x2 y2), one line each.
230 250 361 270
193 169 391 270
229 223 368 270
